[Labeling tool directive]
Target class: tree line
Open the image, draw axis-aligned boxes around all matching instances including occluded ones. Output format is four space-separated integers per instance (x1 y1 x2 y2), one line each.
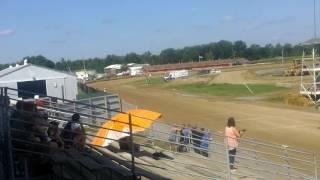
2 40 307 73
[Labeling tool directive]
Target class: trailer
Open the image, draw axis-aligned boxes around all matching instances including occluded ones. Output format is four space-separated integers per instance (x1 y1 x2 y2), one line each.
163 70 189 81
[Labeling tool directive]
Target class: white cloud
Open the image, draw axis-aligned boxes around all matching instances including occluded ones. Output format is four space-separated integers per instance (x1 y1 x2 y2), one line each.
223 16 235 22
0 29 14 36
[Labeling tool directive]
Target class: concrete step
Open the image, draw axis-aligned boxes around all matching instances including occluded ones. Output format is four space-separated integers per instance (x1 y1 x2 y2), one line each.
138 155 196 180
92 146 170 179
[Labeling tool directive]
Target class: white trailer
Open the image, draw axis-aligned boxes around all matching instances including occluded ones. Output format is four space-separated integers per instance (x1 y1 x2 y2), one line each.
163 70 189 81
129 66 143 76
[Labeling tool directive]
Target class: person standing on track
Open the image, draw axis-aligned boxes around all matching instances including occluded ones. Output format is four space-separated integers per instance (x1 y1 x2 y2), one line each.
224 117 245 171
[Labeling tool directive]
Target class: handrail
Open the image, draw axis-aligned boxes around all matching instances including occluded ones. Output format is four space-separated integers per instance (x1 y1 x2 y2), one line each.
142 126 314 165
17 90 314 157
10 111 316 179
11 131 223 179
237 146 315 164
3 87 318 180
234 153 313 173
10 108 318 174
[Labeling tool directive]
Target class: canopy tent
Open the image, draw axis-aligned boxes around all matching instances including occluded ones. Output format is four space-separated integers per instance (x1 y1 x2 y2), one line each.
91 109 161 147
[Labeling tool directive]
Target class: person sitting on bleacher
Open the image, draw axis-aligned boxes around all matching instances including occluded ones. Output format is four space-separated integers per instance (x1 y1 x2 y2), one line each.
32 111 49 143
61 113 86 150
11 101 38 143
47 121 64 149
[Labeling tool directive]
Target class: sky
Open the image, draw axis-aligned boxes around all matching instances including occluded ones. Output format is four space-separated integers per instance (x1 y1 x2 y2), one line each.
0 0 318 63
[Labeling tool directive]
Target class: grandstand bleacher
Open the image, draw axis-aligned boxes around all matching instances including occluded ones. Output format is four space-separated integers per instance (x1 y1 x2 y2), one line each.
0 87 319 180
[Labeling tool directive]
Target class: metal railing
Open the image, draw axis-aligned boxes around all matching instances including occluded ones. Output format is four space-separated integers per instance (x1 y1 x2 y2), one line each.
0 87 318 180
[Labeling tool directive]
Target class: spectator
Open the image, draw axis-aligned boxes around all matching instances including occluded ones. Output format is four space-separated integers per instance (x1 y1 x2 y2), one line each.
11 101 37 141
34 95 45 108
168 125 180 151
225 117 245 171
182 124 192 145
191 127 203 154
178 124 187 152
47 121 63 149
32 112 49 143
61 113 86 150
200 129 210 157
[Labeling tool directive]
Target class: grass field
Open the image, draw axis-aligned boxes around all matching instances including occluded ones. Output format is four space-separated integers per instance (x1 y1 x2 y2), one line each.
171 83 287 96
133 76 166 86
89 62 320 151
131 75 288 97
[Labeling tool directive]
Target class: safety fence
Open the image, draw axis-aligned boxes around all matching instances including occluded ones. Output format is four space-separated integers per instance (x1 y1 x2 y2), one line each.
0 87 318 180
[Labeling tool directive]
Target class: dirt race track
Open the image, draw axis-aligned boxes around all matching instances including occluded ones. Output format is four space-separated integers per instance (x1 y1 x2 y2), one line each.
90 63 320 152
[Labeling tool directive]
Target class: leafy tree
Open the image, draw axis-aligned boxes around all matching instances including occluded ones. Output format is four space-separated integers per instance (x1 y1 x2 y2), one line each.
233 41 247 57
125 52 142 64
23 55 55 68
8 40 308 74
205 51 214 60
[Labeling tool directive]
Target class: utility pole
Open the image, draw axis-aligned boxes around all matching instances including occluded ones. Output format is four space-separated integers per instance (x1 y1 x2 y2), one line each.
282 48 284 64
198 55 203 62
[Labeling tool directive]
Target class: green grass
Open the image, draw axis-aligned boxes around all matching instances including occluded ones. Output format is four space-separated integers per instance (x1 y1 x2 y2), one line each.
172 83 287 96
77 88 106 100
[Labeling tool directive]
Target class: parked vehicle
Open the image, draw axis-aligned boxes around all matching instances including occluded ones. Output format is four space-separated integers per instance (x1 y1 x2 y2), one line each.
210 69 221 74
163 70 189 81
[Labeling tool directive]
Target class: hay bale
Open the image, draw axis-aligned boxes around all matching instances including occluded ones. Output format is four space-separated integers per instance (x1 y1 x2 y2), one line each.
284 94 313 107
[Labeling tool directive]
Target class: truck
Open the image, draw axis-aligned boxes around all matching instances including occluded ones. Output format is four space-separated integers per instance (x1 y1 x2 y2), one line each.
163 70 189 81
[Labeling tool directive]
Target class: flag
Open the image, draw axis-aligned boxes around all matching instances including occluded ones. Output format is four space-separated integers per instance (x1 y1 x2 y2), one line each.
199 55 203 59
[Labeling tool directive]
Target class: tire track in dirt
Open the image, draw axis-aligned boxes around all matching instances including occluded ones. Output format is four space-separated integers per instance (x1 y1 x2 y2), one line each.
90 79 320 152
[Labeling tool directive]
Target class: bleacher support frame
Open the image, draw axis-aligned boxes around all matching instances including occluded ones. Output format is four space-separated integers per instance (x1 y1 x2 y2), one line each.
0 87 319 180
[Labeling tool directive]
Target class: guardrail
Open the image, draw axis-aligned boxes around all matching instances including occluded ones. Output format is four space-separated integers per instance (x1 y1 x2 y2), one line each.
0 87 318 180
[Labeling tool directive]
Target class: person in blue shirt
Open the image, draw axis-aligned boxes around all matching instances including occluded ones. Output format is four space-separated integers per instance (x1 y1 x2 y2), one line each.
200 129 210 157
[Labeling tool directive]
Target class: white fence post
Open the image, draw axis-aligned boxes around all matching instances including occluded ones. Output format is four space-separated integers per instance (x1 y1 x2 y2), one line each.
314 153 318 180
224 137 231 180
282 145 291 180
253 139 258 166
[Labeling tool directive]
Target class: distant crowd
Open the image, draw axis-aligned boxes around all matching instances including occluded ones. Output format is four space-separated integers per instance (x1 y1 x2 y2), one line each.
168 124 211 157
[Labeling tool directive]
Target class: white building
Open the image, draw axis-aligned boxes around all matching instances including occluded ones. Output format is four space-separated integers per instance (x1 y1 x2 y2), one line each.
0 63 78 100
104 64 122 77
75 70 96 80
129 66 143 76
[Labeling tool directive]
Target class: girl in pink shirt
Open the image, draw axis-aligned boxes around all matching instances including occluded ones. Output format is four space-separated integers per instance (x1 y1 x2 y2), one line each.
225 117 245 171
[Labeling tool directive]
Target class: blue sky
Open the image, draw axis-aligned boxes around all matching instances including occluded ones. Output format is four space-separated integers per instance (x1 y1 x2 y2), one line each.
0 0 317 63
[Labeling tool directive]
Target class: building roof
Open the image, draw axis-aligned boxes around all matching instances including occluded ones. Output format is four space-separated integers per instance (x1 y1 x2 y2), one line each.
0 63 76 83
129 66 143 70
127 63 136 67
0 64 28 78
301 38 320 46
104 64 122 70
